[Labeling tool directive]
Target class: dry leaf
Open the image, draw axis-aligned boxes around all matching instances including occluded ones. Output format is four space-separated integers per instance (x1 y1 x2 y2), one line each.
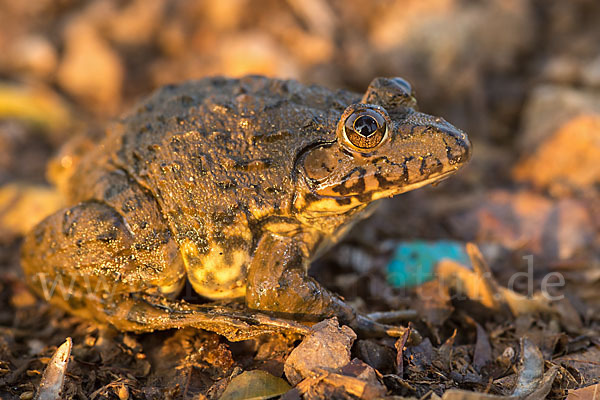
219 370 291 400
566 383 600 400
35 337 72 400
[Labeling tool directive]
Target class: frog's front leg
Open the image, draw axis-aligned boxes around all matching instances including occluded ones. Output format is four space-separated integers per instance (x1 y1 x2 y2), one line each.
246 233 409 338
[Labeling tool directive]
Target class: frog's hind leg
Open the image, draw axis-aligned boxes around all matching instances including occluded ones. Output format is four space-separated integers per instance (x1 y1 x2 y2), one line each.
21 199 308 340
21 200 185 323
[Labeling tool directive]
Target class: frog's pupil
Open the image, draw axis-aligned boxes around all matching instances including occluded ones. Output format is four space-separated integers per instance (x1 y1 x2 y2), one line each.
354 115 378 137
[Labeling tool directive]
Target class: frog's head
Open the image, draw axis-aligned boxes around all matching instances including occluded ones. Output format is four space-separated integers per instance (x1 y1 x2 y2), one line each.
294 77 471 219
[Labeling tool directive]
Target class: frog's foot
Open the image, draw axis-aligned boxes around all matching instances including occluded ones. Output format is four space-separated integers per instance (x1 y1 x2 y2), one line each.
101 294 310 342
352 314 421 344
246 233 420 342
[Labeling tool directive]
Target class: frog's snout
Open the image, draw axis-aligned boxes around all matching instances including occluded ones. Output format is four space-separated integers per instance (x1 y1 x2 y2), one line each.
399 111 472 168
417 113 472 168
444 123 472 166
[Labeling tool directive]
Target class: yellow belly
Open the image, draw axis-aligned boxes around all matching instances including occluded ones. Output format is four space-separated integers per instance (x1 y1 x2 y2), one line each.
180 239 249 300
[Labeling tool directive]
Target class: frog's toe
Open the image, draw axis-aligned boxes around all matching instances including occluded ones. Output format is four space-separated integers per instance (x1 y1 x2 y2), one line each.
351 314 421 345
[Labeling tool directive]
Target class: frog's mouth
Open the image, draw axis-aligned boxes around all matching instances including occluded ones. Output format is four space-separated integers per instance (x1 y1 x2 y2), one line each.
296 167 460 217
316 163 461 200
367 167 459 201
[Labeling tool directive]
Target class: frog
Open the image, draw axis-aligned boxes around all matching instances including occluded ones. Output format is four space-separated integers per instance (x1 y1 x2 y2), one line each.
21 75 471 341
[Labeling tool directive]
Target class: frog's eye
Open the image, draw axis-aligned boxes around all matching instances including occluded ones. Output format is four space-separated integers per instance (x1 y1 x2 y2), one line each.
340 106 389 151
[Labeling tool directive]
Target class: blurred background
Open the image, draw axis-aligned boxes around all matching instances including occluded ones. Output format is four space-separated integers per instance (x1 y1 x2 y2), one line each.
0 0 599 397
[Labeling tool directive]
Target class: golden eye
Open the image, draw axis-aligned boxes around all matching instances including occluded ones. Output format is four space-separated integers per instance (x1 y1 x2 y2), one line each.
342 107 388 151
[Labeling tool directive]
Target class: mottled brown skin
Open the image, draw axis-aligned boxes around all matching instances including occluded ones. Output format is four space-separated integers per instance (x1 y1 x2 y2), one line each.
21 76 471 340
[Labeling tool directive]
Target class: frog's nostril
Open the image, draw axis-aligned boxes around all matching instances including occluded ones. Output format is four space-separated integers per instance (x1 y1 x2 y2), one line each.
454 132 472 162
436 124 472 165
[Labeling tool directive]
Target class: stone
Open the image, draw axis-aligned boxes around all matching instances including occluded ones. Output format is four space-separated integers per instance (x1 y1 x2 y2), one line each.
284 318 356 385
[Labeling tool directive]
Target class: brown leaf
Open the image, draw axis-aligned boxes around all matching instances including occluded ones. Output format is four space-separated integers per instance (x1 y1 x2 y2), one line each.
413 280 454 327
473 323 492 373
296 368 386 400
439 339 558 400
436 248 555 318
566 383 600 400
555 346 600 385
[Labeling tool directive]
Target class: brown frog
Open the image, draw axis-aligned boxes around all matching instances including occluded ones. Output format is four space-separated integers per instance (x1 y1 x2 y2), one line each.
21 76 471 341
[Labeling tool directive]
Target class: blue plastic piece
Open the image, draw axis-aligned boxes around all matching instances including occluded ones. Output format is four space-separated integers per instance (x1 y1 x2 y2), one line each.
386 240 471 288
